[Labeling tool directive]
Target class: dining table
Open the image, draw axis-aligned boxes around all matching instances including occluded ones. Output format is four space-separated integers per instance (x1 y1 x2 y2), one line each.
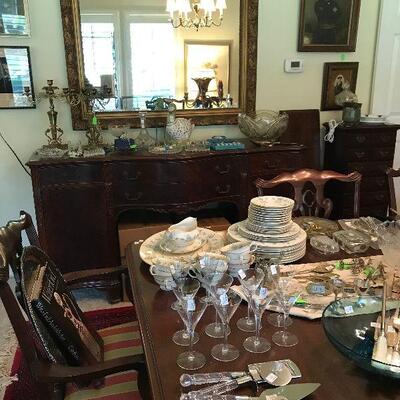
126 225 400 400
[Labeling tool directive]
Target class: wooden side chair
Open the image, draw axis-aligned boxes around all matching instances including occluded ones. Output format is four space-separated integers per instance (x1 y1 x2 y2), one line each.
19 211 129 304
387 167 400 219
254 169 362 218
0 219 147 400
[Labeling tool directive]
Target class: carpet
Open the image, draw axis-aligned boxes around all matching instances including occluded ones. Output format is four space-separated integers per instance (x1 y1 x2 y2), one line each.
3 306 137 400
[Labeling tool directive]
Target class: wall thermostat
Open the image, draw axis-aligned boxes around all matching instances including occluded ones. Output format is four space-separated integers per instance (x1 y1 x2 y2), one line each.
284 59 304 73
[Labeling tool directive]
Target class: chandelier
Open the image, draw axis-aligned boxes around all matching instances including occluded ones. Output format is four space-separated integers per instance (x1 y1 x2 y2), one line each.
166 0 227 31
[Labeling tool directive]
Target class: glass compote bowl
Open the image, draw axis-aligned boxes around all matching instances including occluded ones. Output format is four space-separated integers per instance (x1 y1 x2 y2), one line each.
243 285 274 353
211 289 242 362
237 268 265 332
176 297 208 370
206 273 234 338
272 276 301 347
172 277 201 347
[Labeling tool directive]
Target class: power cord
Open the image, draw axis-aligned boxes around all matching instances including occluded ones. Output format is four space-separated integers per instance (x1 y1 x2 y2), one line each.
324 119 342 143
0 131 31 177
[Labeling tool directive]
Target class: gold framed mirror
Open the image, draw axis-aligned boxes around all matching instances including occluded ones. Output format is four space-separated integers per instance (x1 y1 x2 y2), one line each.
60 0 258 129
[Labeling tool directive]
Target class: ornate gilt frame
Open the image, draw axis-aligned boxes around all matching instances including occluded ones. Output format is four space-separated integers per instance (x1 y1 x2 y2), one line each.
60 0 259 130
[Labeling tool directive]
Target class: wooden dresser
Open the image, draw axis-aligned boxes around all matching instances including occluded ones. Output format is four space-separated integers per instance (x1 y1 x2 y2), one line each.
324 123 400 218
28 141 307 273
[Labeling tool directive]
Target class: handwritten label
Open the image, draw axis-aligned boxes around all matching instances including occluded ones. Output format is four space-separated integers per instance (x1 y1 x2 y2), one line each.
266 373 278 383
270 265 277 275
259 287 268 299
220 293 229 306
344 305 354 315
238 269 246 279
187 299 196 311
370 322 379 328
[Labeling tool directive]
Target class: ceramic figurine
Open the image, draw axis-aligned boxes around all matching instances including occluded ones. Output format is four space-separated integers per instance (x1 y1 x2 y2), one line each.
166 103 194 142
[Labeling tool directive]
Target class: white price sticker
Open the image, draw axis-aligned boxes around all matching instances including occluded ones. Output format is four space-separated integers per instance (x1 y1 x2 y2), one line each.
344 305 354 315
170 265 176 274
270 265 277 275
266 373 278 383
370 322 379 328
187 299 196 311
238 269 246 279
259 287 268 299
220 293 229 306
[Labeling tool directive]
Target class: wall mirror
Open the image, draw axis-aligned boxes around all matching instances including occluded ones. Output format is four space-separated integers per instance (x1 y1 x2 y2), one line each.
60 0 258 129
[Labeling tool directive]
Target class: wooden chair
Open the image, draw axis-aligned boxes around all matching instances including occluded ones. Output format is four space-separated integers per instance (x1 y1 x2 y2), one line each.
254 169 362 218
0 219 147 400
386 167 400 219
19 211 129 304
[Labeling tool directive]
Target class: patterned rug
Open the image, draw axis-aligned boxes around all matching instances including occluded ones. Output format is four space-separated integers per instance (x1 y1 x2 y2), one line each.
3 306 137 400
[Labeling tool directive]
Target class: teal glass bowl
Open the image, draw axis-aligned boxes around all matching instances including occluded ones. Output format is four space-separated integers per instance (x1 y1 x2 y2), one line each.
322 296 400 379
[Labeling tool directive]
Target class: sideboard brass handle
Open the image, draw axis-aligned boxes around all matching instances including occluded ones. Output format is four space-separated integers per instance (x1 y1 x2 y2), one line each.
216 185 231 194
355 151 366 159
125 192 143 201
356 135 367 143
215 165 231 174
122 170 142 181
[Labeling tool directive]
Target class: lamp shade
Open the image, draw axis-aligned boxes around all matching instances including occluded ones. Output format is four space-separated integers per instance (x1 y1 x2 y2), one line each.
216 0 227 10
199 0 216 12
166 0 176 12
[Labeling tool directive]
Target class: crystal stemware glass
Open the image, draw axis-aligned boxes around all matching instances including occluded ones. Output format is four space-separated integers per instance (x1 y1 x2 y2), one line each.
272 277 301 347
237 268 265 332
243 285 273 353
211 289 242 362
172 277 201 347
206 273 233 338
330 277 345 302
176 297 208 370
170 266 190 311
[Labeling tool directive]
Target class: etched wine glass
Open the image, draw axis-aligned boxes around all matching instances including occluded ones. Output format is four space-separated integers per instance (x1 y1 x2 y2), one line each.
237 268 265 332
243 285 274 353
176 297 208 370
272 276 301 347
330 277 345 302
211 289 242 362
172 276 201 347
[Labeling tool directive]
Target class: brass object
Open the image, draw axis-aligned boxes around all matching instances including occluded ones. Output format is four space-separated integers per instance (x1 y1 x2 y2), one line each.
25 80 67 149
59 0 258 129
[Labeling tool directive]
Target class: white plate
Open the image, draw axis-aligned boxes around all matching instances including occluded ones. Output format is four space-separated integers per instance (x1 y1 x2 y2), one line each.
250 196 294 209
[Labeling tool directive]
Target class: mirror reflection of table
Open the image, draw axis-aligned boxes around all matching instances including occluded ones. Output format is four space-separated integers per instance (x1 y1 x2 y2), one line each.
126 227 397 400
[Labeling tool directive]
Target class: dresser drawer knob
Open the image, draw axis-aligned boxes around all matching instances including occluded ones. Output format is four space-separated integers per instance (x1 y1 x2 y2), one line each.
125 192 143 201
215 165 231 174
356 135 367 144
216 185 231 194
122 170 142 181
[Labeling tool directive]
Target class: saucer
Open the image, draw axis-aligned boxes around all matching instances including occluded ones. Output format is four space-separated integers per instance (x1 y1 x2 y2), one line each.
159 236 207 254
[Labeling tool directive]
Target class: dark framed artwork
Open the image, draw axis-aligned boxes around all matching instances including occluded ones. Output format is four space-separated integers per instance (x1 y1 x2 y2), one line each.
321 62 359 111
298 0 361 52
0 46 35 109
0 0 30 36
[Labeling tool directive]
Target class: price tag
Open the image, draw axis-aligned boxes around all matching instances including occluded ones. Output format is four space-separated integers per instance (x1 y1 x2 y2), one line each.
370 322 379 328
259 287 268 299
238 269 246 279
344 305 354 315
266 373 278 383
270 265 277 275
394 318 400 325
187 299 196 311
220 293 229 306
170 265 176 274
165 280 174 290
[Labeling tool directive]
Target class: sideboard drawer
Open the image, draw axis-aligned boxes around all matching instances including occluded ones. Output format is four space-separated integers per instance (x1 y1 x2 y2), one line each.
371 147 395 161
249 152 303 175
347 161 391 177
38 164 103 186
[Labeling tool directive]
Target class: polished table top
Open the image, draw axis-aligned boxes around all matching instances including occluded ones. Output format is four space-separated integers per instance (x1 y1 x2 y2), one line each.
126 235 398 400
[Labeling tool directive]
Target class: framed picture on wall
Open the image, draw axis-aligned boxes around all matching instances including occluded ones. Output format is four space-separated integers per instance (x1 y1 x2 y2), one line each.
321 62 359 111
298 0 361 52
0 46 35 109
184 40 231 100
0 0 30 36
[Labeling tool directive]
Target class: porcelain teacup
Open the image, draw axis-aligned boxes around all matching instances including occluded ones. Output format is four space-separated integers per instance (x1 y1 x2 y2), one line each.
164 217 199 247
220 241 257 264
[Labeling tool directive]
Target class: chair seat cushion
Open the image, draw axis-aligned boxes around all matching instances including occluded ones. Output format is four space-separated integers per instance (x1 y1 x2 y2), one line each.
64 322 144 400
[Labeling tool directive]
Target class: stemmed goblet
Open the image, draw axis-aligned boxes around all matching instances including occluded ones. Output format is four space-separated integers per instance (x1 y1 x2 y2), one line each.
272 276 301 347
330 277 345 302
237 268 265 332
211 289 242 362
243 285 273 353
172 276 201 346
176 297 208 370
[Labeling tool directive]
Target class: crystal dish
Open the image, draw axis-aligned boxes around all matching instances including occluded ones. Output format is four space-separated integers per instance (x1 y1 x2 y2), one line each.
332 229 370 254
310 235 340 255
323 296 400 379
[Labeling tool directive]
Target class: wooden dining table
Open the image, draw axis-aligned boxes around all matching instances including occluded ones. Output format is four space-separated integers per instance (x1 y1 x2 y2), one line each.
126 227 399 400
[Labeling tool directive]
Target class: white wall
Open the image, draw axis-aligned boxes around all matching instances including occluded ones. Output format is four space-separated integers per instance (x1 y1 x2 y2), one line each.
0 0 381 223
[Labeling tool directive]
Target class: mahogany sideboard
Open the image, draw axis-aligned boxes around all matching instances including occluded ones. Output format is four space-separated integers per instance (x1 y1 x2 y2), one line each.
28 141 307 273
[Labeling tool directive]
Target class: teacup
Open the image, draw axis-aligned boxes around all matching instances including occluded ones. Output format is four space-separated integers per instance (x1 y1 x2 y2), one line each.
150 259 189 277
165 217 199 247
220 241 257 264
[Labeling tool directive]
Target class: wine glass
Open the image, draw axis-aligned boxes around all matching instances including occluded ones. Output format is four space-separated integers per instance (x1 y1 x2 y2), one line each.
211 289 242 362
172 277 201 346
176 297 208 370
243 285 273 353
170 265 191 311
272 276 301 347
237 268 265 332
205 273 233 338
354 278 370 296
330 277 345 302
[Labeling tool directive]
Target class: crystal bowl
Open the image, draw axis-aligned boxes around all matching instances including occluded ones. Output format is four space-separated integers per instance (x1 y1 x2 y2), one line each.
238 110 289 145
322 296 400 379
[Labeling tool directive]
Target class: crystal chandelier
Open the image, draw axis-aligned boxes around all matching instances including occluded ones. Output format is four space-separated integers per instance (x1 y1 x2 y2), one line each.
166 0 227 31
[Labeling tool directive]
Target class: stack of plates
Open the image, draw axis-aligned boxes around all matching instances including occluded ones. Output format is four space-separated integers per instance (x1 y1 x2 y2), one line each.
228 196 307 264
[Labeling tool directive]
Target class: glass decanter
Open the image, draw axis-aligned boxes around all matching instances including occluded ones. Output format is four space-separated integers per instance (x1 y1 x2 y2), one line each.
135 111 155 150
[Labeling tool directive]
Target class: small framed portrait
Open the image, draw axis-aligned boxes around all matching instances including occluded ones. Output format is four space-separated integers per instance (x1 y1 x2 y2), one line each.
298 0 361 52
0 0 30 36
0 46 35 109
321 62 359 111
